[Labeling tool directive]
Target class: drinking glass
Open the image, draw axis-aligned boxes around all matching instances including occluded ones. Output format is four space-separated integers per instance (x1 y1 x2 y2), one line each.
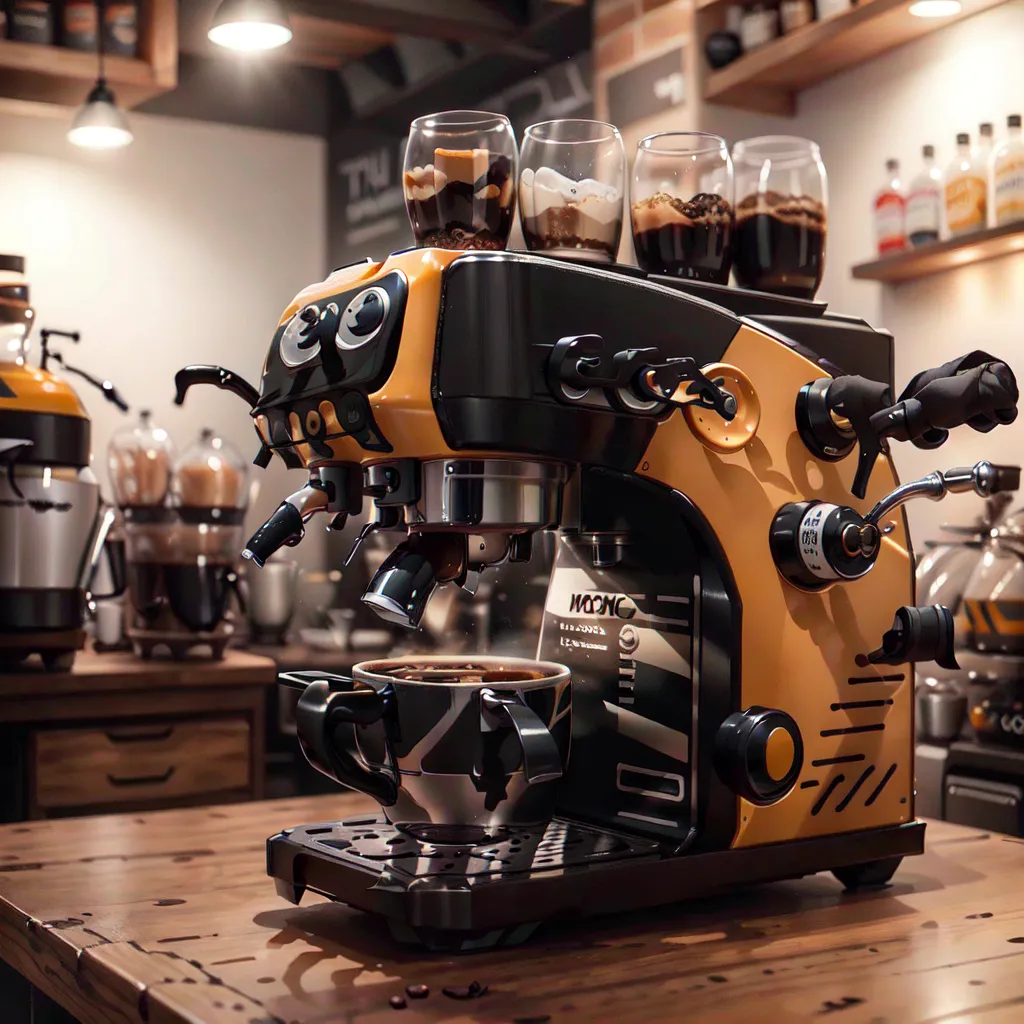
630 132 734 283
403 110 518 250
519 119 625 263
731 136 828 299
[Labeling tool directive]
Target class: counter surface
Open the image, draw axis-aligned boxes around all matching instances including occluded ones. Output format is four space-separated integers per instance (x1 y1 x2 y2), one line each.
0 795 1021 1023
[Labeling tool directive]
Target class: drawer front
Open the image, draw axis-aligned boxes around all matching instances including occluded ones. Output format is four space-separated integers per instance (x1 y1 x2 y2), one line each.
32 717 251 810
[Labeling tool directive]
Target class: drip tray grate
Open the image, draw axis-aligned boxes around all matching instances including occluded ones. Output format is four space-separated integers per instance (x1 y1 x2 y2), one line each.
288 815 660 885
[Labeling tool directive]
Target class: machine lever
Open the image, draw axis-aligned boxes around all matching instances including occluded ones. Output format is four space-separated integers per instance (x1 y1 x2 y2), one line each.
857 605 958 670
799 353 1018 499
637 360 737 421
549 335 735 419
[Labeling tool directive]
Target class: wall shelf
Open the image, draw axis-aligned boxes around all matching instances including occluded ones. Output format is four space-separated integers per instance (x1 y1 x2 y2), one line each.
0 0 176 111
851 223 1024 284
699 0 1011 116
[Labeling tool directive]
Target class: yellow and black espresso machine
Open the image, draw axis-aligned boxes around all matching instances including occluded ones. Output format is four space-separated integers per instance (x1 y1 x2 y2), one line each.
0 254 128 670
176 248 1019 949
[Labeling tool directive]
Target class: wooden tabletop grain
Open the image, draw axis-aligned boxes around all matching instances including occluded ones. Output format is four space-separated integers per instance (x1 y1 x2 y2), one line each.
1 796 1022 1024
0 649 278 700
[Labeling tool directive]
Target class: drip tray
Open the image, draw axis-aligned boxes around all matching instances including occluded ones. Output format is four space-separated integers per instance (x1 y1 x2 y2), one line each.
268 814 660 950
267 815 926 952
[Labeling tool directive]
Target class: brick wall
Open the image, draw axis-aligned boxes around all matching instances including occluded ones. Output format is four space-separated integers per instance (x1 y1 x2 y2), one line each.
592 0 699 261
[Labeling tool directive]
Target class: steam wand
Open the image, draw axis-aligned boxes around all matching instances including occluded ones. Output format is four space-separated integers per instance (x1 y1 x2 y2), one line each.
39 329 129 412
864 462 1021 527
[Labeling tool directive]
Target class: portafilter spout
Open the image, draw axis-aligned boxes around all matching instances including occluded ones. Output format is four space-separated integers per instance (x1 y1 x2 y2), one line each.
243 479 329 568
361 533 468 630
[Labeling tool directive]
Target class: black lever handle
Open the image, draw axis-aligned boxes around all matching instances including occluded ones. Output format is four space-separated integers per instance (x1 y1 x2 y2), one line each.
857 605 958 670
817 352 1020 500
174 364 260 408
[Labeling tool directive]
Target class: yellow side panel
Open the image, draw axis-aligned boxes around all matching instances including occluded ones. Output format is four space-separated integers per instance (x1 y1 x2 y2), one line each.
639 324 914 848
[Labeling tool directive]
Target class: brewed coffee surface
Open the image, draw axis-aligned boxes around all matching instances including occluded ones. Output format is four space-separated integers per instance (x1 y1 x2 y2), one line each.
376 663 547 684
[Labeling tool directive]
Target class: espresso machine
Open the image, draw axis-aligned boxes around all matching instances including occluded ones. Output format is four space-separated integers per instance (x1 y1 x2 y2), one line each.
0 255 128 670
176 248 1018 949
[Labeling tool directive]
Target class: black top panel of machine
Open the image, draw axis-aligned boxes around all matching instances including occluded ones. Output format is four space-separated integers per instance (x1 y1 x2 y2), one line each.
433 253 742 470
752 315 895 391
0 410 90 468
648 275 827 320
491 255 894 390
254 270 408 415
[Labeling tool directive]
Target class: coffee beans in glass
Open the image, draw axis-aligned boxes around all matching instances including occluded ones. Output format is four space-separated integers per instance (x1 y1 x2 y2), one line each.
403 110 518 250
731 136 828 299
519 119 625 262
630 132 734 283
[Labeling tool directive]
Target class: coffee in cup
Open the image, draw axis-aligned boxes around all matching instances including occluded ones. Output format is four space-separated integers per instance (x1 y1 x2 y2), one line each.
282 656 571 841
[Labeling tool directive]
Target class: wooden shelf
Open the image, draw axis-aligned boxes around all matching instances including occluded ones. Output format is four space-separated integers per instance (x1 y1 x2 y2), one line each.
0 0 176 110
851 222 1024 284
701 0 1011 116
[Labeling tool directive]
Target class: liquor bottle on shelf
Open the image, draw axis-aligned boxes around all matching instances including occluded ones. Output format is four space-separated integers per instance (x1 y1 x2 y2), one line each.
874 158 907 256
992 114 1024 227
906 145 943 248
945 133 987 238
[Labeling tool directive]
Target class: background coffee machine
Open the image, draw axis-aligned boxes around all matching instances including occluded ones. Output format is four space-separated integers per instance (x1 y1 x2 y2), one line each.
0 254 128 670
111 420 248 659
917 500 1024 836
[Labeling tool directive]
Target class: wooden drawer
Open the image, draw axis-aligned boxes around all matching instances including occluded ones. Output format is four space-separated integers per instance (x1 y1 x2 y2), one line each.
31 717 251 810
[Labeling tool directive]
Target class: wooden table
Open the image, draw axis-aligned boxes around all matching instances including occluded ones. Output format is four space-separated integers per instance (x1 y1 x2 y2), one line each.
0 650 276 820
1 797 1023 1023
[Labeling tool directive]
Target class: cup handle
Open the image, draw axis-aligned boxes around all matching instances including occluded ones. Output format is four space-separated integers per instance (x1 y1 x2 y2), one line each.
480 688 564 785
292 676 399 806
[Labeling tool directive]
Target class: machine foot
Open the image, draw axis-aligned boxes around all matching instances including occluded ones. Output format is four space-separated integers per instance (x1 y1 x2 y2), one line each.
273 876 305 904
832 856 904 891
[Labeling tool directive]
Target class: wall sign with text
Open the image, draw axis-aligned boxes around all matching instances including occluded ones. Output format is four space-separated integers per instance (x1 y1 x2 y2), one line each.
607 48 686 129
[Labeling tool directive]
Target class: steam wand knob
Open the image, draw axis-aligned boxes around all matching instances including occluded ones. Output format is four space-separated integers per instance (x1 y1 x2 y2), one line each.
770 460 1020 590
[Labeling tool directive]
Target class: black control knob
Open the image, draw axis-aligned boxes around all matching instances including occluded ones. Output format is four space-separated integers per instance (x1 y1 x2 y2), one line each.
714 707 803 805
769 501 879 590
857 605 958 670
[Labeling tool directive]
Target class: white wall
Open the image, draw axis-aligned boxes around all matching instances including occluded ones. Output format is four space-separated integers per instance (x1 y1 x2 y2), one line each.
0 109 328 564
703 0 1024 541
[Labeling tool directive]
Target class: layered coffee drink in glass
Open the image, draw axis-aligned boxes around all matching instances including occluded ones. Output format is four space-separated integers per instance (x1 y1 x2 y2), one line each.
403 111 518 250
731 136 828 299
519 120 625 262
630 132 735 283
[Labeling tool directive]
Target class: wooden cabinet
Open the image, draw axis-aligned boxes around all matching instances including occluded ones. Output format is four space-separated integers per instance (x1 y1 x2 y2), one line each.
0 650 275 821
31 717 252 814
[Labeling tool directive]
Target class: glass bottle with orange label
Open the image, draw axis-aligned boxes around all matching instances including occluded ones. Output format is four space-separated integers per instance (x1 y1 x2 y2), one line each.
992 114 1024 227
945 132 988 237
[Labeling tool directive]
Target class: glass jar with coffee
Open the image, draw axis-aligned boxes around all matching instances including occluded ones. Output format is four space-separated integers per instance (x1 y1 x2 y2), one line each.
731 135 828 299
519 120 625 263
403 110 518 250
172 428 248 513
630 132 735 283
107 409 175 508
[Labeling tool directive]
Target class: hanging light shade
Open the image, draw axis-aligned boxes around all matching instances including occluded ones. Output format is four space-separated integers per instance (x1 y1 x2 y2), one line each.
208 0 293 52
67 80 134 150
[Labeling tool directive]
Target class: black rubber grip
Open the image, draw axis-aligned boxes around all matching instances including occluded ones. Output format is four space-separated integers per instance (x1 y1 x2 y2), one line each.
900 360 1018 441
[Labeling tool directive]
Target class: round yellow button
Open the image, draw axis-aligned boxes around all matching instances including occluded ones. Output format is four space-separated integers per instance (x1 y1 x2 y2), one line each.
764 727 795 782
